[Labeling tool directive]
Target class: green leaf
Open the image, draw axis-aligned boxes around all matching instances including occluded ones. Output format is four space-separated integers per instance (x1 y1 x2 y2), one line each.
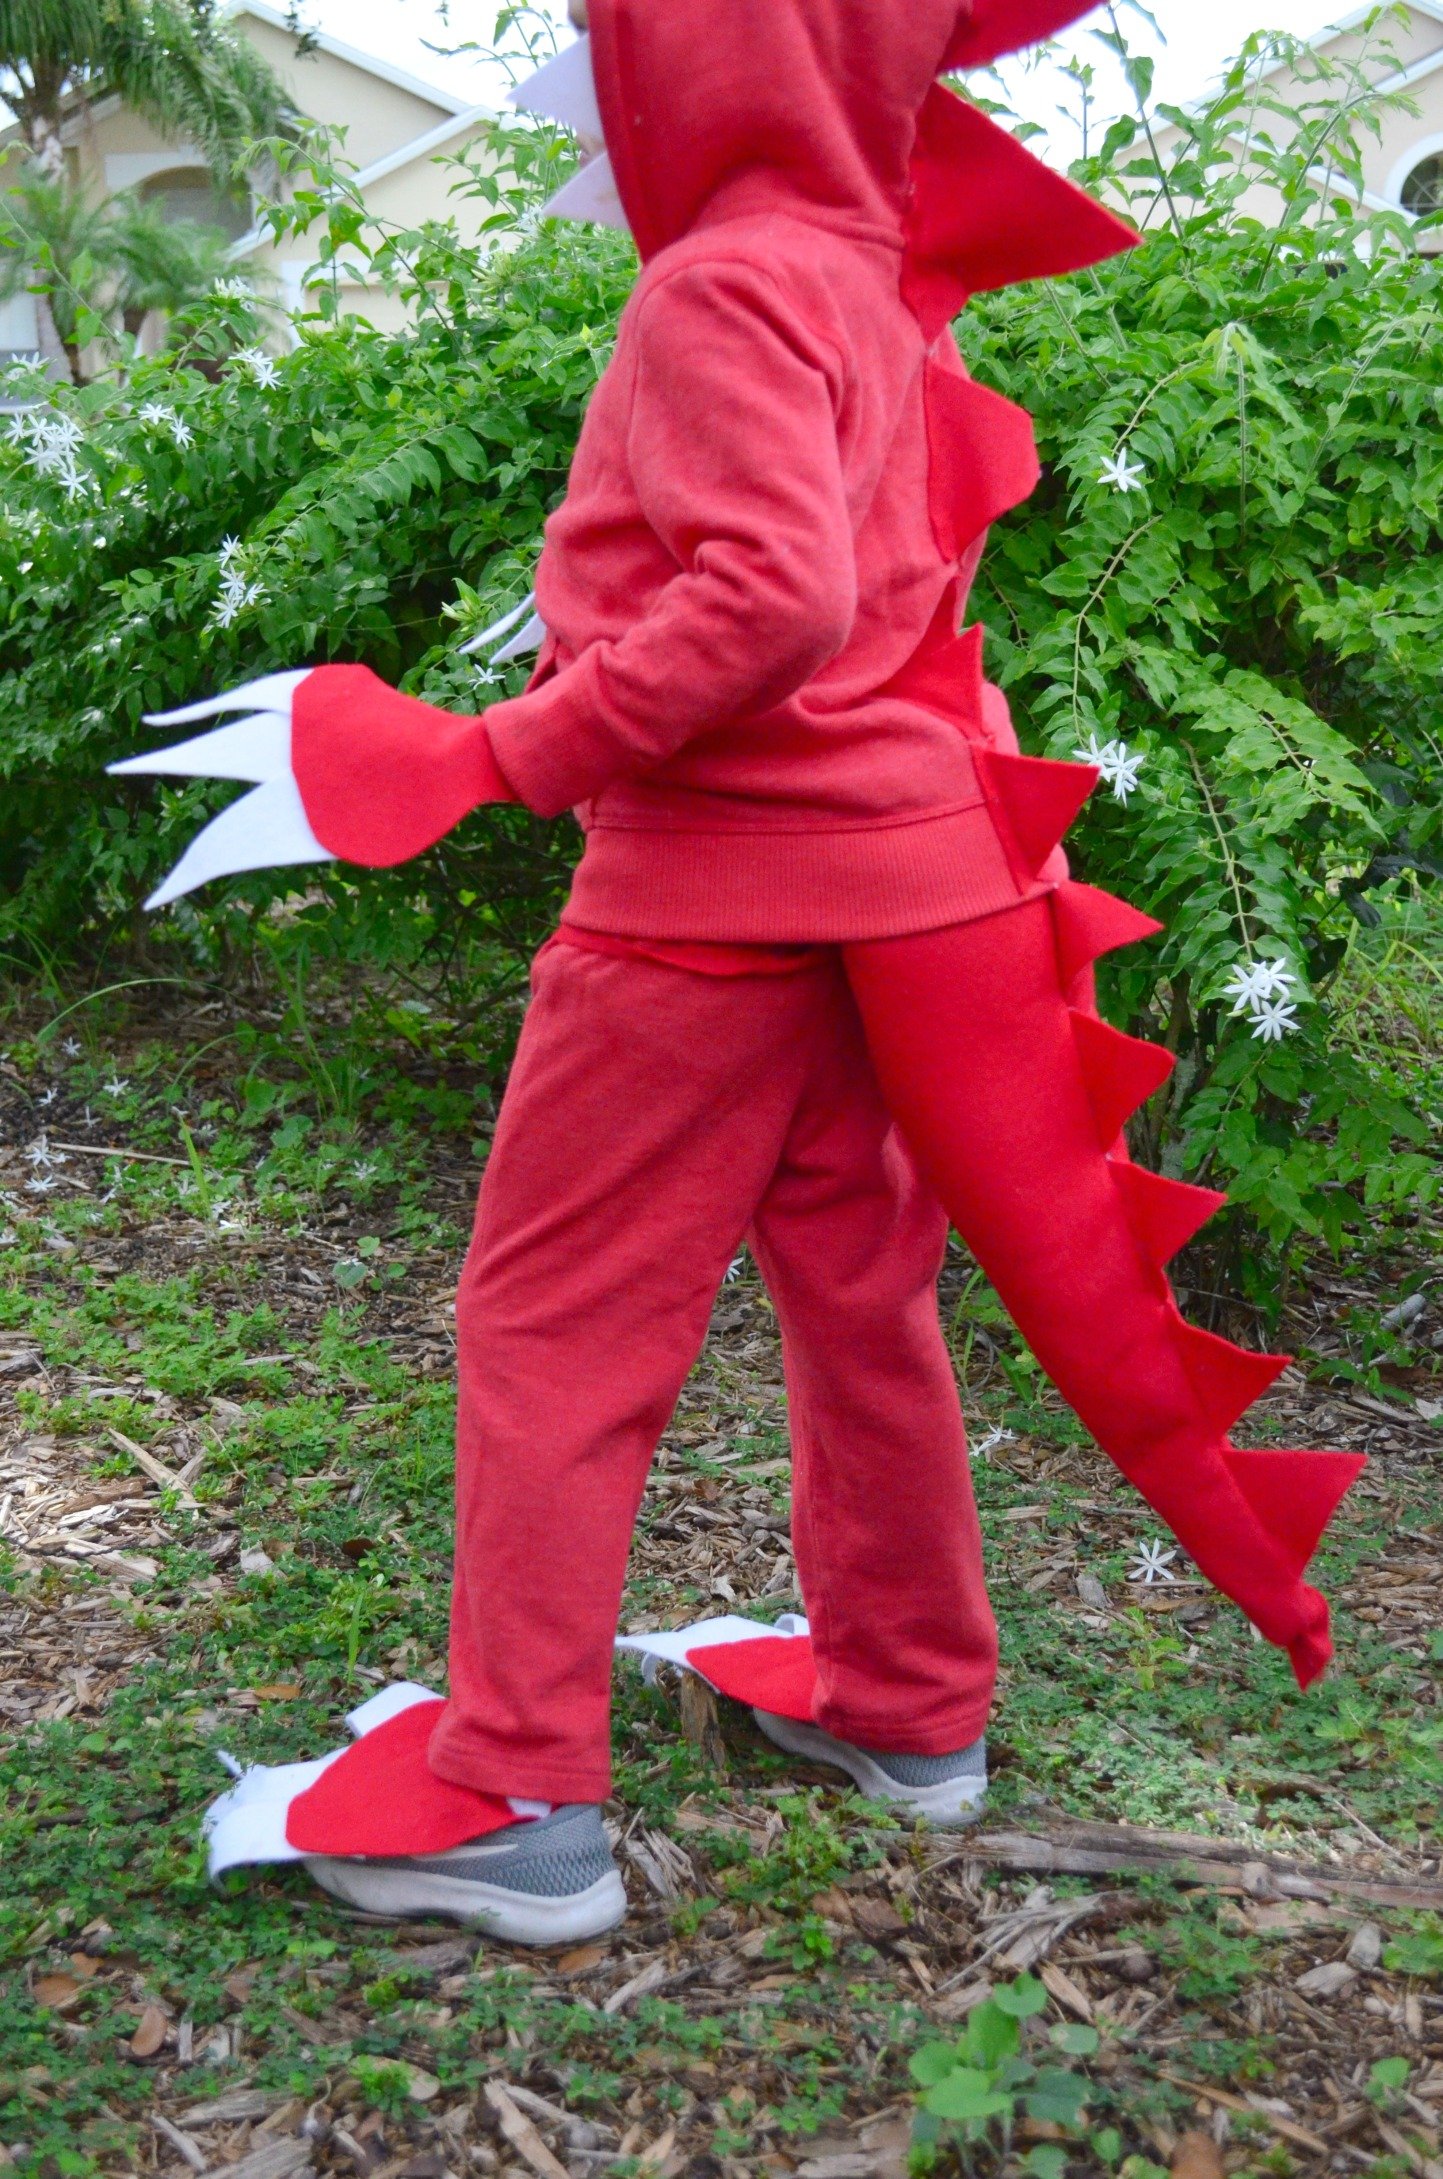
909 2041 962 2088
993 1973 1048 2018
1023 2068 1089 2127
923 2068 1014 2122
1050 2021 1101 2056
1022 2148 1069 2179
965 1999 1022 2069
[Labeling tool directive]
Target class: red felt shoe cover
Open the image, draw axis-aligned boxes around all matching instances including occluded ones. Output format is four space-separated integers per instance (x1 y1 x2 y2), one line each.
292 664 516 868
284 1700 523 1856
686 1637 818 1722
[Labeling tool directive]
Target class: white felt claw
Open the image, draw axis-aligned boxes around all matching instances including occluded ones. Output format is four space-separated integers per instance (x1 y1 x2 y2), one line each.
140 669 311 730
458 591 537 657
539 151 629 232
108 712 291 783
492 609 547 665
509 34 604 140
143 776 331 911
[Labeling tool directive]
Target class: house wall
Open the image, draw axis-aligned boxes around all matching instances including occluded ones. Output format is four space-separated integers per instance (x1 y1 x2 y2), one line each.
239 14 459 175
1146 2 1443 235
0 1 502 364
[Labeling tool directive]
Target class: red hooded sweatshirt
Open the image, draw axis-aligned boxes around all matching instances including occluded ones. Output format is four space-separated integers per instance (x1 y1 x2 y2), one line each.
482 0 1134 942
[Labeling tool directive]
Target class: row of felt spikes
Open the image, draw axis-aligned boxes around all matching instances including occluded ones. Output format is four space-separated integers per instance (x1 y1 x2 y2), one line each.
973 738 1365 1613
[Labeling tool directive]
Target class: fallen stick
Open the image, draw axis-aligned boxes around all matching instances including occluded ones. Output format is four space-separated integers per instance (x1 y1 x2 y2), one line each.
107 1427 201 1511
1155 2072 1329 2157
49 1139 191 1168
935 1827 1443 1912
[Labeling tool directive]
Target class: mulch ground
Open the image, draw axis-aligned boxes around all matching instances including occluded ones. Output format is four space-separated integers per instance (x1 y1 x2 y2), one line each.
1 1011 1441 2179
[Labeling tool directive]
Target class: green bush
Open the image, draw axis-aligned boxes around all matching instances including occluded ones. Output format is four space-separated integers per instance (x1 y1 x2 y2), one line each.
0 19 1439 1274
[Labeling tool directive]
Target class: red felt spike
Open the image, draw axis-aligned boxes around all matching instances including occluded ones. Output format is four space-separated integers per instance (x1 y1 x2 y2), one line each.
285 1700 522 1857
687 1637 817 1723
1051 880 1164 991
1222 1448 1367 1584
975 747 1097 876
884 616 987 730
1111 1161 1227 1269
1168 1312 1291 1438
1069 1009 1174 1147
924 353 1040 561
944 0 1105 70
903 87 1139 340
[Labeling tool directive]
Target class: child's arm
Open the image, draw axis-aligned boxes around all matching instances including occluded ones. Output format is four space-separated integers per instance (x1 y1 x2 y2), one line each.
485 258 858 817
110 262 855 906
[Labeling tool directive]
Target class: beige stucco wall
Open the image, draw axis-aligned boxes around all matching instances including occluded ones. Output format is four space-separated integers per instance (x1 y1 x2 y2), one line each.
0 0 501 359
1147 2 1443 232
239 12 459 175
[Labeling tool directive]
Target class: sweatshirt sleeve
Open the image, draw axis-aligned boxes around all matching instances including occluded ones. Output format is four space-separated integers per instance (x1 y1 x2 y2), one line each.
483 258 858 818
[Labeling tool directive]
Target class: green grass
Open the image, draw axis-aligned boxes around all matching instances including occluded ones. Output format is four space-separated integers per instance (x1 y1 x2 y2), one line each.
1 975 1440 2177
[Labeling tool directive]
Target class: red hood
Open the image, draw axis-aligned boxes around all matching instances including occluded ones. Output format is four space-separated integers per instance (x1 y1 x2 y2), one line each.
586 0 1103 263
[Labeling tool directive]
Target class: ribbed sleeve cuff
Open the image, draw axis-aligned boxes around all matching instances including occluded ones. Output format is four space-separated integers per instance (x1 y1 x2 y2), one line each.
483 651 624 819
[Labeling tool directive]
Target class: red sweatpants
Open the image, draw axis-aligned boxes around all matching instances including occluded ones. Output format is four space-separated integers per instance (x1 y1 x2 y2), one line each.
428 936 997 1804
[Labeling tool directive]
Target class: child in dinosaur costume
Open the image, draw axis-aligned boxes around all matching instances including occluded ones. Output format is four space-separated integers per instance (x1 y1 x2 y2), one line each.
117 0 1362 1944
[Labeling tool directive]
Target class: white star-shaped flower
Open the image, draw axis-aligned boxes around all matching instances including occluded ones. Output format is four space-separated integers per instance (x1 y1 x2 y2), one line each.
352 1160 379 1184
1127 1539 1179 1585
62 1037 81 1057
170 415 194 449
970 1426 1017 1462
1075 733 1145 805
1222 957 1296 1015
1249 996 1299 1043
233 346 279 390
1098 448 1147 494
26 1175 56 1195
36 1086 56 1106
725 1253 746 1283
102 1075 130 1098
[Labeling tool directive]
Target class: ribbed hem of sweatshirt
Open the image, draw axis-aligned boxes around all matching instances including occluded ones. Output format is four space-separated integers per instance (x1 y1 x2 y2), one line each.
563 801 1041 942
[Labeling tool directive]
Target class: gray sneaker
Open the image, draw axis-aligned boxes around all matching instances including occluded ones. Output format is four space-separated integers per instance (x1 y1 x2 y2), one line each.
302 1804 628 1944
752 1710 987 1825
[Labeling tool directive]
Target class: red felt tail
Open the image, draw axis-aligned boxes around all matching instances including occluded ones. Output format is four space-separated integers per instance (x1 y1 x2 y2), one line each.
844 884 1363 1699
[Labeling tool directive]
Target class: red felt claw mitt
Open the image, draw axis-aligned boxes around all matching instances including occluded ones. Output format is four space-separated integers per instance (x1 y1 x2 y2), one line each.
109 663 516 911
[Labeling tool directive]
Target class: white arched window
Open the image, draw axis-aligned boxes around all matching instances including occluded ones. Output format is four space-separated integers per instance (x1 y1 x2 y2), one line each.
1402 151 1443 215
139 165 253 241
1387 134 1443 218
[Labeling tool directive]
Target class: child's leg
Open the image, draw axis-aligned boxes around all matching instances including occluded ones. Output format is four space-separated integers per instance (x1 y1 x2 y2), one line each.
427 943 843 1806
748 984 996 1757
843 900 1338 1676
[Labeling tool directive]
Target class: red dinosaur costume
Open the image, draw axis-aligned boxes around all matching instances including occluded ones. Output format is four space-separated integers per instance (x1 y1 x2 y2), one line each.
120 0 1361 1865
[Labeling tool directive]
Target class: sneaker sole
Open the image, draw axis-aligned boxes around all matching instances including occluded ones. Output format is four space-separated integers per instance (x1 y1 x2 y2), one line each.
301 1858 628 1945
752 1709 987 1826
